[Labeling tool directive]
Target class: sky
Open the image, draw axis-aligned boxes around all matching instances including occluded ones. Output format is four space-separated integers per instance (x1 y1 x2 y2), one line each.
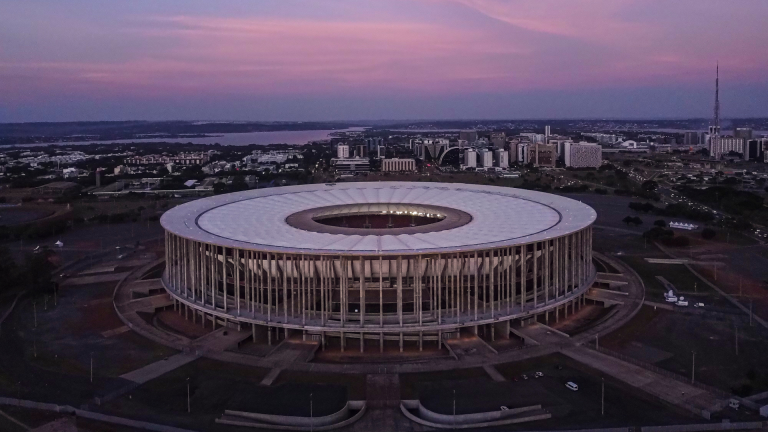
1 0 767 122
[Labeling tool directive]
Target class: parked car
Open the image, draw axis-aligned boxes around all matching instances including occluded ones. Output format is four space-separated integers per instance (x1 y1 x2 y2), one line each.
694 302 705 308
521 374 528 380
676 297 689 307
566 382 579 391
534 372 544 378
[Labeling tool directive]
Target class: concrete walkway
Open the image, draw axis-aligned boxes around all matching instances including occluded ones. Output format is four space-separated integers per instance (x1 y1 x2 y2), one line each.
119 353 198 384
562 346 726 418
260 368 282 386
483 364 506 382
61 272 131 286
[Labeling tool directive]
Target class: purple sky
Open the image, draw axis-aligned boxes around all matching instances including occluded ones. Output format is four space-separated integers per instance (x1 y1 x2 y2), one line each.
1 0 767 122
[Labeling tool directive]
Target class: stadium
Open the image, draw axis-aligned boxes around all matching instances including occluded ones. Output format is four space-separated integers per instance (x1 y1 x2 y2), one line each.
161 182 597 354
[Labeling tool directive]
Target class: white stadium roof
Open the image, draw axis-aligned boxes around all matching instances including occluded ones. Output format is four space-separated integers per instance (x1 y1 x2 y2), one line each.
161 182 596 255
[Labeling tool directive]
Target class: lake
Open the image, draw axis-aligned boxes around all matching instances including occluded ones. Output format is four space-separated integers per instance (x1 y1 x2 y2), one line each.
2 127 367 147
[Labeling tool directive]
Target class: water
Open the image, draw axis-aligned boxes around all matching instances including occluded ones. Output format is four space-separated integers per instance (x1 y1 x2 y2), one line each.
2 127 367 147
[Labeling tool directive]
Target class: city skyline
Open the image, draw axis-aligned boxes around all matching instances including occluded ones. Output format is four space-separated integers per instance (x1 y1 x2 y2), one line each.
2 0 768 122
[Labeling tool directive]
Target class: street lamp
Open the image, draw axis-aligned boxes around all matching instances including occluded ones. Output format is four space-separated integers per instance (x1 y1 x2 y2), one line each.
187 377 191 413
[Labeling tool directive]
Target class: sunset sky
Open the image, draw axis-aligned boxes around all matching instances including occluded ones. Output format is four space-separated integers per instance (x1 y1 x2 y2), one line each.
2 0 767 122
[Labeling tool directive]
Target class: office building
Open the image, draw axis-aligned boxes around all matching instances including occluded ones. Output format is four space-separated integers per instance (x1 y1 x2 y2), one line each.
365 137 383 152
564 143 602 168
355 144 367 159
683 132 700 146
710 136 744 159
459 130 478 143
491 132 506 149
494 149 509 168
735 128 753 141
376 145 386 159
381 158 416 172
507 141 518 164
331 157 370 173
478 149 493 168
337 144 350 159
745 139 763 161
526 144 557 167
464 149 477 168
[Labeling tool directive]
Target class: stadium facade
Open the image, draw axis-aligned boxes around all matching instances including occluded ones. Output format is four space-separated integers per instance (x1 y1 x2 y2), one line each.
161 182 596 352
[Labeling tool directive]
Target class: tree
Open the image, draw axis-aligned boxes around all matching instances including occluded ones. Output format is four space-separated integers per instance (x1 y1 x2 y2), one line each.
663 236 690 247
632 216 643 226
701 228 717 240
622 216 634 226
20 250 55 295
643 227 674 240
654 219 667 228
642 180 659 191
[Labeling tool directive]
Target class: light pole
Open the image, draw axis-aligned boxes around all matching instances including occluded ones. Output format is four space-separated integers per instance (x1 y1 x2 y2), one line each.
187 378 191 413
691 351 695 384
90 352 93 383
453 389 456 429
310 393 314 432
601 377 605 417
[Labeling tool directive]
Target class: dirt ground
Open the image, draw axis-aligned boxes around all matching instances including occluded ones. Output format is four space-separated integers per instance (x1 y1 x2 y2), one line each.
600 305 768 396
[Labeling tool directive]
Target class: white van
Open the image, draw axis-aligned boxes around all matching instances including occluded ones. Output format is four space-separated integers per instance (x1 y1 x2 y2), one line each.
565 382 579 391
676 297 689 306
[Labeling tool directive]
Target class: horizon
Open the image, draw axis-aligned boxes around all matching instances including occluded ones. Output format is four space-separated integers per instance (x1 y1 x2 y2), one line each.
2 0 768 122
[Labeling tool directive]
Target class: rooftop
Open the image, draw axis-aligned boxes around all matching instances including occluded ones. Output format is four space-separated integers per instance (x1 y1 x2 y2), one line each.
161 182 596 255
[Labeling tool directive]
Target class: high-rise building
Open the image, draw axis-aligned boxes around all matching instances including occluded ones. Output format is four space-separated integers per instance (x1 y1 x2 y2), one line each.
564 143 602 168
365 137 383 152
381 158 416 172
355 144 367 158
463 149 477 168
337 144 350 159
545 125 551 143
527 144 557 167
490 132 506 149
376 145 386 159
478 149 493 168
735 128 753 141
517 143 528 164
683 131 700 146
507 141 518 164
745 139 763 161
710 136 744 159
459 130 478 143
519 133 546 144
494 149 509 168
